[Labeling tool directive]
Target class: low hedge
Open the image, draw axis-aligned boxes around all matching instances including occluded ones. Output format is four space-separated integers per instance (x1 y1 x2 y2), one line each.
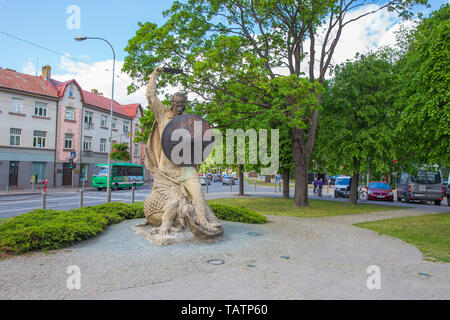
0 202 144 256
208 203 267 224
0 201 265 258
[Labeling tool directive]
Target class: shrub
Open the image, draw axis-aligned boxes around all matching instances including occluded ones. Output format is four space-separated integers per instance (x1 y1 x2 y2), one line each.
0 201 265 258
0 202 145 257
209 203 267 224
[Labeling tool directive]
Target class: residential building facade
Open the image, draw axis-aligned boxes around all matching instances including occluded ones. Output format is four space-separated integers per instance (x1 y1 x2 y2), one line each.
0 66 145 190
0 67 59 189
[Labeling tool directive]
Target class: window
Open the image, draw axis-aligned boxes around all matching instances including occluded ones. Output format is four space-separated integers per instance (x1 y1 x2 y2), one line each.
68 86 74 97
112 118 117 129
134 143 138 156
31 162 46 183
10 128 21 146
64 134 73 149
84 111 93 124
83 136 92 151
412 171 442 184
34 102 48 117
101 115 107 127
65 107 74 120
33 131 46 148
100 138 106 153
123 122 129 133
11 98 23 113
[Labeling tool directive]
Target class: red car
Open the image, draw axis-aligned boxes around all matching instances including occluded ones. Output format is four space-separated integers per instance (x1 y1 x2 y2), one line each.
367 182 394 202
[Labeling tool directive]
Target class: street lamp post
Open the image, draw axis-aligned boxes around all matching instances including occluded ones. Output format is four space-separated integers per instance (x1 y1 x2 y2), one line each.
75 36 115 202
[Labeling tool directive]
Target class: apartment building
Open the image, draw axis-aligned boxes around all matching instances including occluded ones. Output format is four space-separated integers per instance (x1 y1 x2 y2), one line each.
121 103 145 165
78 89 135 187
0 67 59 189
0 66 145 189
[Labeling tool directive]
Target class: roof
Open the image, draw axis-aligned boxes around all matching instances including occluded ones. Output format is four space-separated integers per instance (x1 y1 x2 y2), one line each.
121 103 141 117
0 67 58 98
81 90 132 118
48 78 84 100
0 67 138 118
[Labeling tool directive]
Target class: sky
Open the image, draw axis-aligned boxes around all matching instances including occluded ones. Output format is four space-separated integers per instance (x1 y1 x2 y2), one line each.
0 0 447 106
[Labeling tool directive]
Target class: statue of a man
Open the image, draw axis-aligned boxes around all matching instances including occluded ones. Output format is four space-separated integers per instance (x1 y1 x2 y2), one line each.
145 65 221 231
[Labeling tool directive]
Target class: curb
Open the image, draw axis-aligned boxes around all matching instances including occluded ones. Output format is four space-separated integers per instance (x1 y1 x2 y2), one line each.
0 187 97 197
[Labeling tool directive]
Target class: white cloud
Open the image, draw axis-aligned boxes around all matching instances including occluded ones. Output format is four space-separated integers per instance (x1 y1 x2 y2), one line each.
52 55 148 106
21 60 37 76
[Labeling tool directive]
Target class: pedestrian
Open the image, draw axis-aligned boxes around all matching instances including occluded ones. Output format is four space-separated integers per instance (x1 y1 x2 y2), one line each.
43 177 48 192
327 178 332 197
318 178 324 197
313 177 319 194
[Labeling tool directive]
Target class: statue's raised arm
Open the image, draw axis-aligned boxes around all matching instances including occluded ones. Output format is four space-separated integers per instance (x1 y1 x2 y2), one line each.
146 65 168 122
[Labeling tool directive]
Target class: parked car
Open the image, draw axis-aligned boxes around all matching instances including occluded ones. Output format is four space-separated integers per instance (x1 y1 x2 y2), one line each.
199 177 210 185
205 173 213 181
232 174 239 181
213 174 223 182
334 176 351 198
222 175 235 185
367 182 394 202
397 170 445 205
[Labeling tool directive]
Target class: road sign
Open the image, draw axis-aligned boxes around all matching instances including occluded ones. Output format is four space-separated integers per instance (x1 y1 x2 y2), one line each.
70 151 76 159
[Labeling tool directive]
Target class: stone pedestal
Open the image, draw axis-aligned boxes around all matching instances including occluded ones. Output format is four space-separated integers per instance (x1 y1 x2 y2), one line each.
132 224 223 246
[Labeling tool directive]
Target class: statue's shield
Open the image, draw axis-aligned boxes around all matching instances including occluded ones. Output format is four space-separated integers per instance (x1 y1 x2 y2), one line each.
161 114 215 166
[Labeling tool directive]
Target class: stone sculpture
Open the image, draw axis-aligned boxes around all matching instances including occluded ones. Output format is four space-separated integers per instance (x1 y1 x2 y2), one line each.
138 65 223 241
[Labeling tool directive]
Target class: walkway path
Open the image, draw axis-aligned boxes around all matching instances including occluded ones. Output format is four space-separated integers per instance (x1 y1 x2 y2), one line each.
0 202 448 299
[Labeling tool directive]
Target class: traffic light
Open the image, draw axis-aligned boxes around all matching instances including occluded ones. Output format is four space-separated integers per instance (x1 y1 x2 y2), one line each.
69 159 77 170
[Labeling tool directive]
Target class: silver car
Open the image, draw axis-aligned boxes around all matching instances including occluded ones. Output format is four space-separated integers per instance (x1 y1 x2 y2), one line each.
397 170 445 205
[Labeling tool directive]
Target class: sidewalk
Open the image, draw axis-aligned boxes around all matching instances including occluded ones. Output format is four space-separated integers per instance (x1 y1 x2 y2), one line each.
0 186 96 197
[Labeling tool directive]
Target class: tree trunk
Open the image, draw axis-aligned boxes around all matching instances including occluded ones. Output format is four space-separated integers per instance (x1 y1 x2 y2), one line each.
238 165 244 196
348 157 360 205
264 175 271 183
291 127 311 207
283 168 290 199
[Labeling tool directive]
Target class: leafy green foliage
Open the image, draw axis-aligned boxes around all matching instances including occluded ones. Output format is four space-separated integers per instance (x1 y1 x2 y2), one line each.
133 108 156 143
395 4 449 168
208 203 267 224
0 200 268 258
123 0 427 207
314 52 398 177
0 202 144 256
110 143 131 161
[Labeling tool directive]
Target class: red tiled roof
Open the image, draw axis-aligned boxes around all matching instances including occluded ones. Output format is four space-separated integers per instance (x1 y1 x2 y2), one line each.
81 90 132 118
0 67 58 98
0 67 138 118
48 78 84 100
121 103 141 117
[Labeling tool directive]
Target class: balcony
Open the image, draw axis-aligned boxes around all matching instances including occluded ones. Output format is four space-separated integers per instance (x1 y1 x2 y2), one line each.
83 122 95 130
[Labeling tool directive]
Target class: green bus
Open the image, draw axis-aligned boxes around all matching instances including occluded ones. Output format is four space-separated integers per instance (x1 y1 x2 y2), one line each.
92 163 144 191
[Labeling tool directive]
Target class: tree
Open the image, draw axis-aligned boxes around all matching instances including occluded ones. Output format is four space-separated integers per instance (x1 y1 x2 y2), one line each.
315 52 397 204
123 0 426 207
133 107 155 144
111 143 131 162
395 4 449 168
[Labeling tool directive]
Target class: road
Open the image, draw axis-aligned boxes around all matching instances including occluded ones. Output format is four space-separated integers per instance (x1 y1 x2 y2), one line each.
0 181 448 219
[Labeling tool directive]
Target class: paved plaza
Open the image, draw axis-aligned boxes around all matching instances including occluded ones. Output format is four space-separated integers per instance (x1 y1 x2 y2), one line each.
0 200 448 299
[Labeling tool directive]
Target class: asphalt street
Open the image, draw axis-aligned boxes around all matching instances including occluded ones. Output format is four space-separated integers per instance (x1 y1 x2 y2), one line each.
0 181 448 219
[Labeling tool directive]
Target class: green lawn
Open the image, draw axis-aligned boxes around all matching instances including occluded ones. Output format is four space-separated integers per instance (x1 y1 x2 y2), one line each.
355 213 450 263
207 197 401 218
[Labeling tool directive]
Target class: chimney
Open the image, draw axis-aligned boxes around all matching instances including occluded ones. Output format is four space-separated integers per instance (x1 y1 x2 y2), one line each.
42 65 51 80
91 89 103 96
